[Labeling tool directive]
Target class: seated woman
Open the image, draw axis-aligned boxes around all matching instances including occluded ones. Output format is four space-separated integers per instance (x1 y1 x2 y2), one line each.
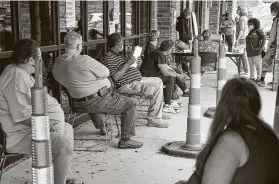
143 30 160 60
176 77 279 184
198 29 219 72
181 29 219 74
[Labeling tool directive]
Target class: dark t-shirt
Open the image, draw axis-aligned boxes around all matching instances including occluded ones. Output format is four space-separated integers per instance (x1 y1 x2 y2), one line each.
143 42 157 60
140 49 166 76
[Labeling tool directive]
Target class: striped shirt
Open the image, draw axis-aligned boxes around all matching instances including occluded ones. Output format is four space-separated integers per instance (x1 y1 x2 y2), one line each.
103 51 142 88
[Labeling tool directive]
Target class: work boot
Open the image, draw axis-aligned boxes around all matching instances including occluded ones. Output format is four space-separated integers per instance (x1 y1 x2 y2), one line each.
147 121 169 128
118 139 143 149
257 81 266 87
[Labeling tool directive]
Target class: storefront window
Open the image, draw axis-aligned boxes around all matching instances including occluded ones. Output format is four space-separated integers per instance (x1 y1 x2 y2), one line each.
88 1 103 40
109 0 120 35
126 1 133 36
140 1 149 34
0 1 12 52
59 0 80 40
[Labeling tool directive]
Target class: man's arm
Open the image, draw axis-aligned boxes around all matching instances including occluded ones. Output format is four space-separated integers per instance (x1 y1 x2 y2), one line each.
110 57 136 82
158 64 178 77
86 56 110 79
5 85 32 126
236 18 245 42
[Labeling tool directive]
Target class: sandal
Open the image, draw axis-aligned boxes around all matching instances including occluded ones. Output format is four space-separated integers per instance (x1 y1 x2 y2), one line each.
66 178 84 184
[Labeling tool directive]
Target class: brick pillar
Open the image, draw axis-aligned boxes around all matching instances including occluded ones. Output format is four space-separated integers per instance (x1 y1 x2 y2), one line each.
138 1 149 34
151 1 158 30
209 1 220 34
157 0 180 41
201 1 210 31
109 0 120 24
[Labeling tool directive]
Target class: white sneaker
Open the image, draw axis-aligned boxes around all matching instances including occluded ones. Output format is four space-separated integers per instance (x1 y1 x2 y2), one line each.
171 100 183 109
163 104 180 114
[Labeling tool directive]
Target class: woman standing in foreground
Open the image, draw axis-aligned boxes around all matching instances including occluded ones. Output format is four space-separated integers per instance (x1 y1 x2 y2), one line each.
176 77 279 184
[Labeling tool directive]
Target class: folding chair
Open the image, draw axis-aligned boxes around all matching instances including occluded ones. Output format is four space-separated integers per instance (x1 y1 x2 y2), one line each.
0 123 26 182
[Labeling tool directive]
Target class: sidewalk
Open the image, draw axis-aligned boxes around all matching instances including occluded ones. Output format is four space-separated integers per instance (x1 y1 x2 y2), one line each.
2 59 276 184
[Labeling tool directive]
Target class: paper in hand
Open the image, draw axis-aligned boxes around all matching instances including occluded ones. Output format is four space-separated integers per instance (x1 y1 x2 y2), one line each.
130 46 142 68
133 46 142 59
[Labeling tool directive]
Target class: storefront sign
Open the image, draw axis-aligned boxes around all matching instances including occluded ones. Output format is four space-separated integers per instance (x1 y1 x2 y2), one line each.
66 0 75 28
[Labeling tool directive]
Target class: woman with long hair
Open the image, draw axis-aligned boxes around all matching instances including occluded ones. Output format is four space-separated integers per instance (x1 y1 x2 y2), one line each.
176 77 279 184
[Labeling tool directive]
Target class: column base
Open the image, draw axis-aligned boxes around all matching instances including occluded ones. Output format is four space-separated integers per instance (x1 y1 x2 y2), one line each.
204 107 216 119
161 141 202 158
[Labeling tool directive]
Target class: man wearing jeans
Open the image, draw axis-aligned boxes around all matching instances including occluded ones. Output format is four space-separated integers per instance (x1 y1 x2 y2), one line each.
140 40 186 111
52 31 143 149
100 33 169 128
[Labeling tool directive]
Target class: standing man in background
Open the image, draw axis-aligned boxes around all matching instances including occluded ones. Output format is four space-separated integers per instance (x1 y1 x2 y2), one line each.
176 8 193 45
220 13 235 52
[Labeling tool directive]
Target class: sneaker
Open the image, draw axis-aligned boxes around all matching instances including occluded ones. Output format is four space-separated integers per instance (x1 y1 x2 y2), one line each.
182 91 190 97
240 72 249 76
147 121 169 128
163 104 180 114
162 113 171 120
257 81 266 87
171 100 183 109
118 139 143 149
249 78 256 81
268 82 273 86
233 73 240 77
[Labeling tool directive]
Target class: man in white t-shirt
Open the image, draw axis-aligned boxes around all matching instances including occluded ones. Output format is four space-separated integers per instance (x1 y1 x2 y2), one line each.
0 39 81 184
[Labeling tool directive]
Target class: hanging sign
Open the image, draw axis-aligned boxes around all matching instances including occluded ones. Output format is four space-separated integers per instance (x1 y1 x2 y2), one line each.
66 0 75 28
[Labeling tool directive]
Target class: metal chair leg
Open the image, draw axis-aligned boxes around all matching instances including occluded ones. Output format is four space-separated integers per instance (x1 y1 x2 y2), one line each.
71 113 77 127
114 115 121 139
0 156 6 183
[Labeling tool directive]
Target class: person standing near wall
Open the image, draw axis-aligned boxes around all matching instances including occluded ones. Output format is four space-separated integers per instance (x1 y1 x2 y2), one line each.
235 6 249 76
246 18 266 83
220 13 235 52
176 8 193 45
259 1 279 87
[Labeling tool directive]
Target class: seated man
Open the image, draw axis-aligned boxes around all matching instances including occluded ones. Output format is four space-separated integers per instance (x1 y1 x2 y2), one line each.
0 39 80 184
52 31 143 149
140 40 185 112
165 49 190 97
143 30 160 60
101 32 169 128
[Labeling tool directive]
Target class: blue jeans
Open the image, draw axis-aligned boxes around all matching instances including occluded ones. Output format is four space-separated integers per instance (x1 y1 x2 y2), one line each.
73 91 136 139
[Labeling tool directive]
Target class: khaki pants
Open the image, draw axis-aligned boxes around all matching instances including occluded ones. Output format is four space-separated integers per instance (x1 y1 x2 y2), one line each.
117 77 164 124
248 55 262 79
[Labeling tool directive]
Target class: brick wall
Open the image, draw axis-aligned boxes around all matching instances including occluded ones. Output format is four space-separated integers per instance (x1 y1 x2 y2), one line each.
201 1 210 31
140 1 149 34
157 1 180 41
209 1 221 34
